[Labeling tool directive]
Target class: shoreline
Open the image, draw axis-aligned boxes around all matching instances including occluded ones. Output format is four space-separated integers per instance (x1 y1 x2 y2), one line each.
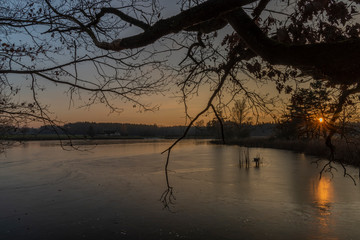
212 137 360 167
0 134 212 141
3 135 359 167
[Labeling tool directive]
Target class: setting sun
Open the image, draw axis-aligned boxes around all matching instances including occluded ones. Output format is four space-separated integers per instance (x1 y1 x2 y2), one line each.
319 117 324 123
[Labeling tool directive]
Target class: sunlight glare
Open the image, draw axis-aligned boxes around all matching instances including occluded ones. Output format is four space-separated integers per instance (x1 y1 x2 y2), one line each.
319 117 324 123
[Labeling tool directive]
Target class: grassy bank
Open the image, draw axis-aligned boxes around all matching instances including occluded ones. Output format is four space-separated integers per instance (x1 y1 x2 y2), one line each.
213 137 360 167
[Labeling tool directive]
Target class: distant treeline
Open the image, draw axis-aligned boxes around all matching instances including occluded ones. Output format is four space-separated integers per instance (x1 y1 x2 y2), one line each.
12 121 276 139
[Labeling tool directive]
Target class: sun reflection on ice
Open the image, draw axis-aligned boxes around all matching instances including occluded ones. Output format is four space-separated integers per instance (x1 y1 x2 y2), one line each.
316 178 333 215
313 177 336 238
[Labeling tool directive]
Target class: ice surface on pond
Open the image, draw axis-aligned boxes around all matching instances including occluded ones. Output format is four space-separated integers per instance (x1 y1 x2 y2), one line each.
0 139 359 240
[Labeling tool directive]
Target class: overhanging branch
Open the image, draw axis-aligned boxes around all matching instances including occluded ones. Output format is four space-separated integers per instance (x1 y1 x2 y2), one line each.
92 0 257 51
226 9 360 84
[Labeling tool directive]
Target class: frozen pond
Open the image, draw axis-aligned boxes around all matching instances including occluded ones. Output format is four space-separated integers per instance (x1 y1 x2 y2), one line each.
0 139 359 239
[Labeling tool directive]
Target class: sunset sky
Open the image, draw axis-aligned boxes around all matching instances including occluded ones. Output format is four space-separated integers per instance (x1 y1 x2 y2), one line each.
25 74 216 126
8 0 285 127
29 74 280 127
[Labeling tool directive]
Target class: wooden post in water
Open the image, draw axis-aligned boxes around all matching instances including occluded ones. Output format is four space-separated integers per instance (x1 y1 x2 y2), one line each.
254 157 260 167
245 148 249 168
239 150 243 168
239 148 251 169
